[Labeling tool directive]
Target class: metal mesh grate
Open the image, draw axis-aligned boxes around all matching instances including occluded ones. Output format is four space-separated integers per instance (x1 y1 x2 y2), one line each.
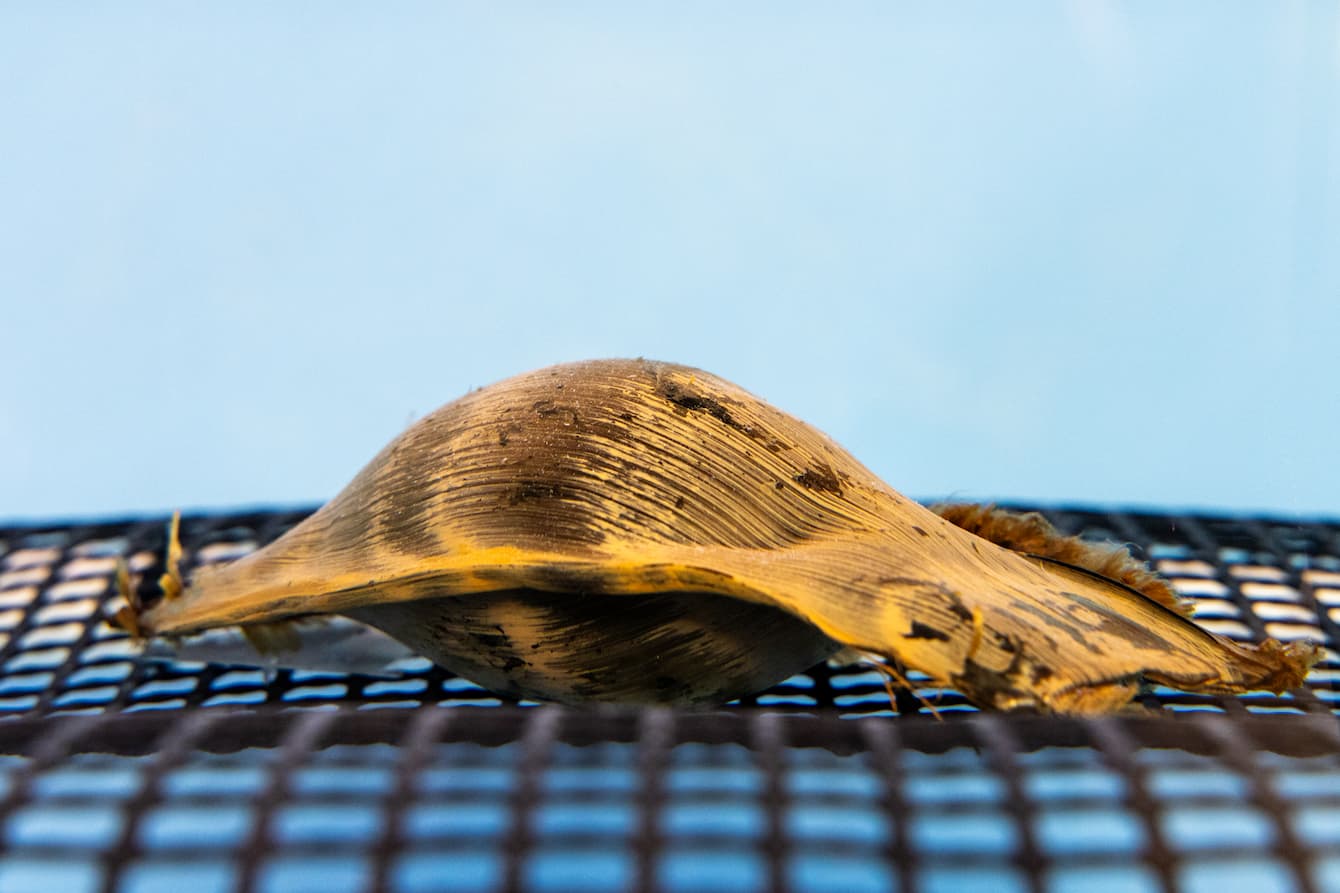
0 708 1339 893
0 505 1337 892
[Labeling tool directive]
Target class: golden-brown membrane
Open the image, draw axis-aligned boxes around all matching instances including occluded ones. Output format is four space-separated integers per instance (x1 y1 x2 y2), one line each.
128 358 1321 712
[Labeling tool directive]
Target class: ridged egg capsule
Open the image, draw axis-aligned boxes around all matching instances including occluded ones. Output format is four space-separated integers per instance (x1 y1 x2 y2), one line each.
127 359 1319 711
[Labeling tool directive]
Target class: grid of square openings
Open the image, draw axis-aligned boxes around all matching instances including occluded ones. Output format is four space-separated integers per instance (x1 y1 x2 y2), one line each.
0 709 1338 893
0 506 1336 718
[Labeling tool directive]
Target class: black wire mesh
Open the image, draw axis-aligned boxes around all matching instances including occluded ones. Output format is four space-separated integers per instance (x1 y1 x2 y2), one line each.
0 505 1337 893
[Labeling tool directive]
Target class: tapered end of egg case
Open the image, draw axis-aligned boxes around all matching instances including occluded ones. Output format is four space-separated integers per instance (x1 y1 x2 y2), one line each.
112 512 324 666
926 505 1323 709
1218 636 1324 693
110 511 187 638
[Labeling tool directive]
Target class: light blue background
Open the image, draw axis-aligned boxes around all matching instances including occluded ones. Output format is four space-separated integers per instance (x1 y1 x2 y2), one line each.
2 3 1337 522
